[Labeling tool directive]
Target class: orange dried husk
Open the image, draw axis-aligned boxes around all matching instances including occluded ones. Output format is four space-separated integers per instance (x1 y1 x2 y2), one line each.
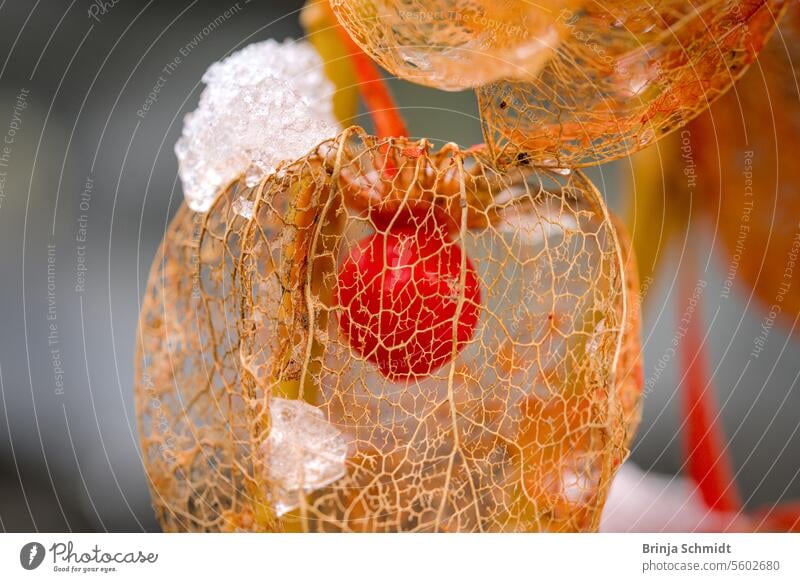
687 9 800 331
135 127 642 532
329 0 577 91
478 0 787 167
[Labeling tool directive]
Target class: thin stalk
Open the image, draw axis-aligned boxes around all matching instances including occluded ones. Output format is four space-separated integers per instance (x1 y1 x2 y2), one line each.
679 258 742 513
333 15 408 139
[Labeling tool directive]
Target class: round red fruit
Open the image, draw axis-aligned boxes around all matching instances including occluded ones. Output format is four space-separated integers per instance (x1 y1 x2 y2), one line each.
337 220 481 381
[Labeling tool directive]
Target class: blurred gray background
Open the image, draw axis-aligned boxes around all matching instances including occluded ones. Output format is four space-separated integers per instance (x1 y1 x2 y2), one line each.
0 0 798 531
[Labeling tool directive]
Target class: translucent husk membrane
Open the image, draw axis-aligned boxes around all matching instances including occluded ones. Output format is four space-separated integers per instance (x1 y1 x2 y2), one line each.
478 0 787 167
330 0 786 166
135 127 641 532
329 0 576 90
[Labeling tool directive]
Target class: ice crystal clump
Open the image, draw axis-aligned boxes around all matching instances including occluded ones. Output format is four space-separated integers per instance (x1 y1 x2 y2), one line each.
260 398 349 517
175 39 339 212
231 196 254 219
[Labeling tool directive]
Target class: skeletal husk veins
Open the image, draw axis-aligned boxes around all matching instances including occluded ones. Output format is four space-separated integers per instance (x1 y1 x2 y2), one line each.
135 126 641 532
329 0 574 90
330 0 786 165
474 0 787 167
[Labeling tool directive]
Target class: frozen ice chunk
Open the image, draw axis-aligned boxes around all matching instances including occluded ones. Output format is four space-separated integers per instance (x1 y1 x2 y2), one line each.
175 39 339 212
231 196 255 219
260 398 348 516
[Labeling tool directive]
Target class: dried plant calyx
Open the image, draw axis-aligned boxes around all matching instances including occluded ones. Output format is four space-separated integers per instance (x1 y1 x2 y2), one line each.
479 0 787 167
136 127 641 532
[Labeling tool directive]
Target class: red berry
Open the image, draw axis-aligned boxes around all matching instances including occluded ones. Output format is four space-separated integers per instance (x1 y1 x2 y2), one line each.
337 218 481 381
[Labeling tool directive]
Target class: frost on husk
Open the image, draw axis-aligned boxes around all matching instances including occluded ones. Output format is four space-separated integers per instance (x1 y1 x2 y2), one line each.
175 39 339 213
135 128 641 532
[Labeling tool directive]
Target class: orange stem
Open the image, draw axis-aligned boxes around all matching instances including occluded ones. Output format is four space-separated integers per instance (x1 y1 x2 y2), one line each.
333 16 408 139
679 260 742 513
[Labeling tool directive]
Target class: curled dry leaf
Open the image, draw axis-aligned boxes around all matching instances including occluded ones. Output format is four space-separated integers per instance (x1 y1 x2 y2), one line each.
630 6 800 333
478 0 787 167
329 0 574 90
135 127 641 532
688 8 800 332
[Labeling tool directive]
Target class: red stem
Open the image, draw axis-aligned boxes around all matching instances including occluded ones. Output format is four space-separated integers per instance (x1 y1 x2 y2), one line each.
753 501 800 532
334 18 408 139
679 259 742 513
